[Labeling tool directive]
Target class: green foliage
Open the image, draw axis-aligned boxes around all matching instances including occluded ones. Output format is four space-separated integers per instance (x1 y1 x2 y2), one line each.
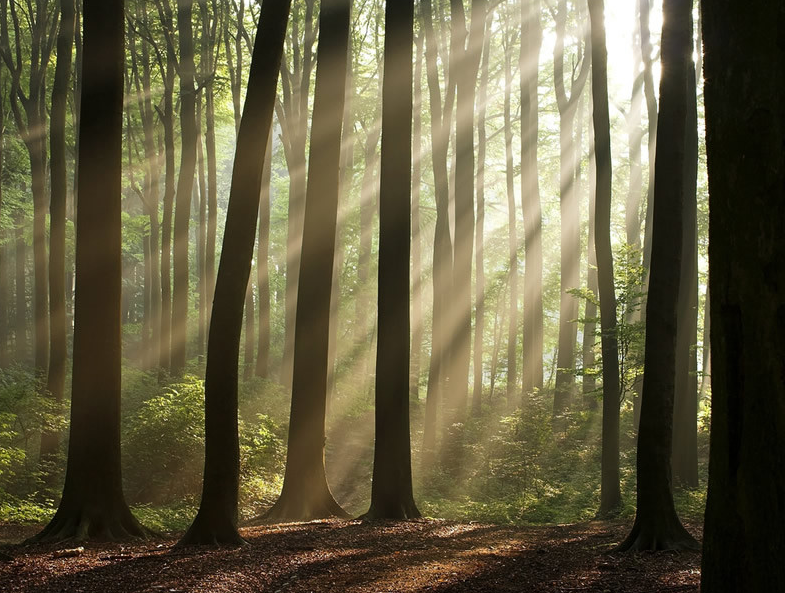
123 376 206 504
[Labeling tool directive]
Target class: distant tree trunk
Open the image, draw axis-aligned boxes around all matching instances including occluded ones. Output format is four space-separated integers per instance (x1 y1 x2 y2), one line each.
617 0 698 550
198 0 218 344
178 0 291 546
196 96 208 357
588 0 622 517
42 0 76 463
243 275 255 380
520 0 544 396
265 0 351 521
582 130 598 409
279 0 316 390
701 2 785 588
364 0 420 520
503 21 518 411
553 0 591 420
672 50 699 489
699 285 710 399
420 0 455 464
170 0 198 376
255 131 272 379
159 62 176 372
410 32 424 402
639 0 658 276
0 89 6 367
449 0 485 421
14 211 27 361
472 12 491 416
33 0 148 542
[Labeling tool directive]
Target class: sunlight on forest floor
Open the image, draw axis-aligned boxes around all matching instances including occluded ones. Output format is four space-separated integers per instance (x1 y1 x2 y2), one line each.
0 519 701 593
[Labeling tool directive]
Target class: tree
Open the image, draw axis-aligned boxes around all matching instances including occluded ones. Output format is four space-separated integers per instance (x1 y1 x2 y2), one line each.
41 0 76 465
700 1 785 589
0 0 55 379
363 0 420 521
671 45 699 488
33 0 148 542
617 0 699 551
170 0 197 376
178 0 291 546
588 0 621 517
520 0 544 397
552 0 590 420
265 0 351 521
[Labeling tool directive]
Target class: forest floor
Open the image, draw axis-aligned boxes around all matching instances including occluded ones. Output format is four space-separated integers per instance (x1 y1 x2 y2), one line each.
0 519 701 593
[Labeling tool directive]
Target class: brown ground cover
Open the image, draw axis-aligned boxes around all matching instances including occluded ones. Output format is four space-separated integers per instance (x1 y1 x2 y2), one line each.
0 519 701 592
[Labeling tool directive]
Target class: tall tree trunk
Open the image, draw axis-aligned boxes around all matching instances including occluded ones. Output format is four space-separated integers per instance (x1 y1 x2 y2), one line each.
265 0 351 521
255 131 272 379
196 94 208 357
589 0 622 517
170 0 198 376
243 274 255 380
582 127 598 409
14 210 27 362
42 0 75 464
0 87 6 368
159 65 176 372
617 0 698 550
520 0 544 396
553 0 590 420
701 1 785 588
34 0 148 542
410 32 424 402
672 48 699 489
178 0 291 545
364 0 420 520
503 20 517 410
472 11 491 416
420 0 455 466
280 0 316 390
640 0 658 276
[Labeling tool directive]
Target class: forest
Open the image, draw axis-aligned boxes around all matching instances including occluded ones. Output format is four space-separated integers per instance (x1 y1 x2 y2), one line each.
0 0 782 591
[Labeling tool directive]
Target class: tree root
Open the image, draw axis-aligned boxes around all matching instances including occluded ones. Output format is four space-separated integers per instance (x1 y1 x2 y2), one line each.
29 507 151 544
177 512 247 547
263 494 351 523
616 519 700 552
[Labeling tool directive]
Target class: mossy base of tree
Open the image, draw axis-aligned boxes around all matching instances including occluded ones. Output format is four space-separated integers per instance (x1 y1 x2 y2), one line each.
263 491 350 523
177 509 247 547
30 505 151 543
616 513 699 552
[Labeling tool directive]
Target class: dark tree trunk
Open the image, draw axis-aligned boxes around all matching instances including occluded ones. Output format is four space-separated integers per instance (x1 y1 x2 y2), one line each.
553 0 590 420
520 0 544 396
701 2 785 588
364 0 420 520
617 0 698 551
410 32 424 402
672 52 699 489
255 131 272 379
170 0 198 376
178 0 291 546
33 0 147 542
265 0 351 522
588 0 622 517
42 0 75 464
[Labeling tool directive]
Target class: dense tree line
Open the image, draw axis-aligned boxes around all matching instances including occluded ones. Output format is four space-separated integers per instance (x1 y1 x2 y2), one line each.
0 0 782 588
